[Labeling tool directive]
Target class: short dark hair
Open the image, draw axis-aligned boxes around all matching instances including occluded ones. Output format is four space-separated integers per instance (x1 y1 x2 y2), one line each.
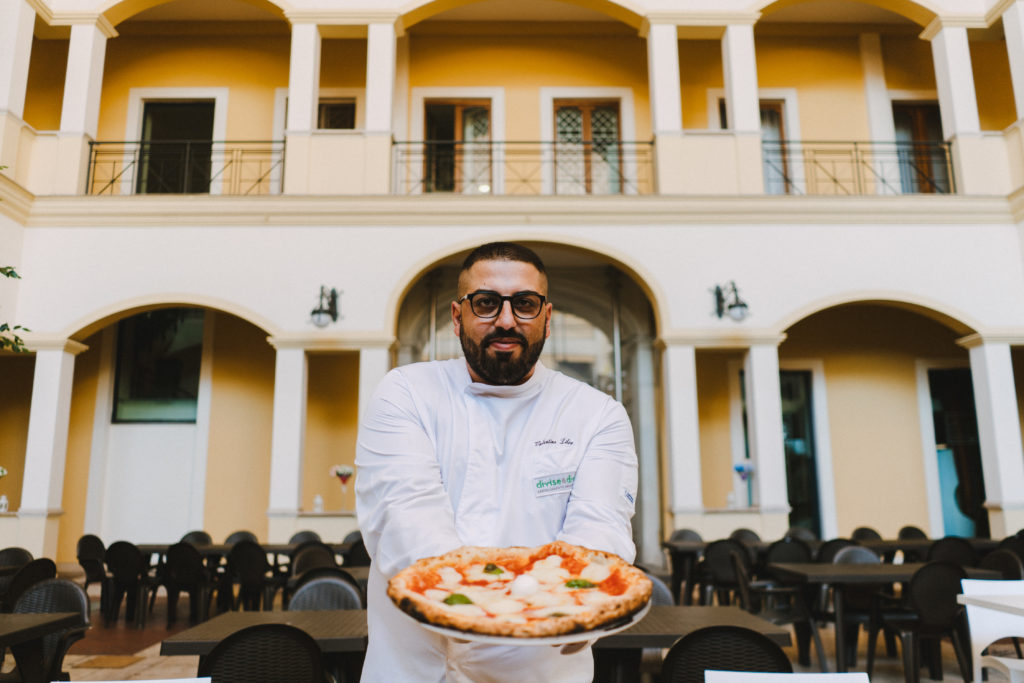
458 242 547 294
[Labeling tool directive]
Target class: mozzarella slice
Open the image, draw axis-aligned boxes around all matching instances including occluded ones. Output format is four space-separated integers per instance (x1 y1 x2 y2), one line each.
509 574 540 598
437 567 464 589
464 563 514 583
579 558 612 584
443 603 487 617
424 589 448 602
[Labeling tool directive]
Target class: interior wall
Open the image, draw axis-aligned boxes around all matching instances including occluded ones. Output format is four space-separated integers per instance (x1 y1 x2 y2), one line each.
780 304 967 538
0 355 34 514
320 39 368 89
695 350 743 509
302 353 360 514
679 39 722 129
203 312 275 542
22 37 69 131
56 333 101 562
970 38 1015 132
882 35 937 92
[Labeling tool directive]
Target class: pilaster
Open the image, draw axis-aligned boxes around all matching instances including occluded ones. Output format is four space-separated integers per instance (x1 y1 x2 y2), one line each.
721 24 760 133
742 343 789 513
268 346 308 514
927 24 981 139
663 343 702 515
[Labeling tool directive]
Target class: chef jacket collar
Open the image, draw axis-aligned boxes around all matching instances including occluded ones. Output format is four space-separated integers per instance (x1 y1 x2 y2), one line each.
462 360 548 398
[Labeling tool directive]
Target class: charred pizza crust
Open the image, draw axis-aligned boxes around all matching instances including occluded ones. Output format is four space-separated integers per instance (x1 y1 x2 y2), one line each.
387 541 652 638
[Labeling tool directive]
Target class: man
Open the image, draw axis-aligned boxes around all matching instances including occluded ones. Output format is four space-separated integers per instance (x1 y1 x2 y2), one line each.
355 242 639 682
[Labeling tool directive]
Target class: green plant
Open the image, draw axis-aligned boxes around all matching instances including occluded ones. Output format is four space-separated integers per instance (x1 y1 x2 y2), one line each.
0 266 28 353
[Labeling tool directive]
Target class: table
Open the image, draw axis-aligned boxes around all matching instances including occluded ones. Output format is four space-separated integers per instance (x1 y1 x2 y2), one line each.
769 562 1000 672
859 538 999 559
0 612 82 683
958 593 1024 616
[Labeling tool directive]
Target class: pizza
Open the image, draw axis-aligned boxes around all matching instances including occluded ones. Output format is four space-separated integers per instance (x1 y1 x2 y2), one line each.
387 541 652 638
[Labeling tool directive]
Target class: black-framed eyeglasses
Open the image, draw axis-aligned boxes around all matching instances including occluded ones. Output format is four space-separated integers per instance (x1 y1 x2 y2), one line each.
458 290 547 319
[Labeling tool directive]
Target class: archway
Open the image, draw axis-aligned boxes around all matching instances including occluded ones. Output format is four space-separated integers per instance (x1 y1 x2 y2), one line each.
754 0 938 27
395 242 664 565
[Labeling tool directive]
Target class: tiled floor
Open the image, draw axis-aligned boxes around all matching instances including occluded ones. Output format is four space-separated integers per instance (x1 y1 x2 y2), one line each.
49 585 1008 682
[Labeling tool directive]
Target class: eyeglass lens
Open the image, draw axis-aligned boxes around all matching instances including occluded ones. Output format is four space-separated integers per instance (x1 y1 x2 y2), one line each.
469 292 543 319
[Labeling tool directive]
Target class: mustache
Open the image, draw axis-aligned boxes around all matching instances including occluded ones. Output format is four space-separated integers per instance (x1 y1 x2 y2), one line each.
482 328 528 348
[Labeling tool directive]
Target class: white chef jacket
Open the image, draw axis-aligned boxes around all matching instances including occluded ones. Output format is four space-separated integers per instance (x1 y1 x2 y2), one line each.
355 359 638 683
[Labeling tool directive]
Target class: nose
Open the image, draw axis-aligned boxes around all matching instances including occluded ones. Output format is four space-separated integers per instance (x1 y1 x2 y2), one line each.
494 298 517 327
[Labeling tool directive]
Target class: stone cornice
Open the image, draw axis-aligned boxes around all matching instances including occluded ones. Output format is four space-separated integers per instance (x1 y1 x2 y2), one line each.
640 11 760 35
956 332 1024 348
920 15 989 40
0 173 34 225
13 193 1015 228
267 333 395 351
657 331 788 349
20 335 90 355
47 12 118 38
283 10 400 26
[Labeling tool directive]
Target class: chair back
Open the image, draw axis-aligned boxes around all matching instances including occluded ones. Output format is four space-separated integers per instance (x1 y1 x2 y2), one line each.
730 528 762 545
224 530 259 546
292 566 361 593
105 541 148 583
288 530 321 544
908 561 967 628
4 558 57 610
706 673 868 683
165 542 209 586
660 625 792 683
669 528 703 543
978 548 1024 579
641 569 675 606
786 527 818 544
342 538 371 567
898 525 928 540
729 552 756 613
181 530 214 546
76 534 107 585
815 539 855 563
228 540 271 586
290 542 337 577
0 547 33 567
927 536 978 566
961 578 1024 683
342 530 362 545
997 535 1024 563
832 546 880 565
197 623 325 683
702 540 750 584
288 576 363 610
13 578 90 681
851 527 882 542
765 537 813 564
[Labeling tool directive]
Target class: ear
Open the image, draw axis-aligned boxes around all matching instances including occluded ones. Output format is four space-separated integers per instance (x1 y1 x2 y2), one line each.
543 302 553 339
451 300 463 337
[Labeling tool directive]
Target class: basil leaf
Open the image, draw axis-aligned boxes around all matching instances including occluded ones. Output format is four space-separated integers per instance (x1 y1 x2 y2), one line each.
483 563 504 575
549 612 568 617
565 579 596 589
444 593 473 605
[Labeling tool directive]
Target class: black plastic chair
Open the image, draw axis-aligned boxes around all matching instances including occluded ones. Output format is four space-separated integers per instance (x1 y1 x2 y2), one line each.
224 530 259 546
899 526 928 539
694 539 749 606
2 558 57 612
0 578 90 683
225 540 283 611
660 625 792 683
161 542 215 626
927 536 978 567
730 528 762 545
979 547 1024 579
283 542 339 606
815 538 856 563
786 526 818 544
103 541 156 628
341 538 371 568
998 535 1024 563
76 534 110 615
763 537 813 566
291 566 363 596
289 530 322 544
181 530 214 546
867 561 971 683
731 551 825 670
668 528 702 543
0 548 32 567
823 545 889 667
197 623 326 683
852 526 883 542
288 576 363 610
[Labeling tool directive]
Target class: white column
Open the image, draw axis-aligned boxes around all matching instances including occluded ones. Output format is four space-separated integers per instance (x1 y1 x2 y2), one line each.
721 24 760 132
742 344 788 511
0 0 36 118
664 343 703 514
964 340 1024 513
646 23 682 133
928 24 980 139
1002 1 1024 120
59 23 108 137
286 23 321 133
268 346 308 513
358 345 391 423
365 22 397 133
860 33 895 142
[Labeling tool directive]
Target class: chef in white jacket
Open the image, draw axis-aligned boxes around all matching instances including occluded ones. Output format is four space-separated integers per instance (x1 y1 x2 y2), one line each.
355 242 639 682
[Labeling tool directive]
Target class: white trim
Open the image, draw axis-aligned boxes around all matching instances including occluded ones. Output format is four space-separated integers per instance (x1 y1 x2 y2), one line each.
124 87 230 195
83 325 115 534
915 358 972 537
407 87 507 194
189 310 215 532
540 87 638 196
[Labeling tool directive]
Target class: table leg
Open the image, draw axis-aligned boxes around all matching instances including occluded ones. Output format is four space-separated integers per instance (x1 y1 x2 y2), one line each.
592 648 641 683
833 585 847 673
10 638 48 683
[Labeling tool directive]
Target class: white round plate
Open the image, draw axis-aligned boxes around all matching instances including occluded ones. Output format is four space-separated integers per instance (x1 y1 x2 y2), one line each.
406 600 651 647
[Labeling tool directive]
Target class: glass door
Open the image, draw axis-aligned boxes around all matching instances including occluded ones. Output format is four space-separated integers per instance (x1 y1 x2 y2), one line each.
780 371 821 537
137 101 215 194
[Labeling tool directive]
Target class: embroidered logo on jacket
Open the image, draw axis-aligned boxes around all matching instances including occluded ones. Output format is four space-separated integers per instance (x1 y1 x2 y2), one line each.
533 472 575 497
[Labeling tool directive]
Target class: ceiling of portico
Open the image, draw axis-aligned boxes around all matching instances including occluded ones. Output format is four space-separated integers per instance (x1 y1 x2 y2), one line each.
759 0 916 24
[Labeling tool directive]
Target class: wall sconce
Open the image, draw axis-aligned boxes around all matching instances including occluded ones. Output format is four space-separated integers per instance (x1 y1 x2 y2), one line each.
713 281 749 322
311 286 340 328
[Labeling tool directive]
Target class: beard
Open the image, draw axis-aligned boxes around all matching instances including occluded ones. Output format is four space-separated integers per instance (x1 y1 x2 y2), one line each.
460 325 546 385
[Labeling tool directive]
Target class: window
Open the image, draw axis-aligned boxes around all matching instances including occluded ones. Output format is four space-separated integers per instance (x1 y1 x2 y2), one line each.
318 98 356 129
113 309 204 423
424 101 491 193
137 101 215 194
554 100 621 195
893 102 950 194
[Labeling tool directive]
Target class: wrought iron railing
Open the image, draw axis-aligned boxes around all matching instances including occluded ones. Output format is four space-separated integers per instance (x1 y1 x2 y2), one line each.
392 140 654 196
86 140 285 196
761 140 955 196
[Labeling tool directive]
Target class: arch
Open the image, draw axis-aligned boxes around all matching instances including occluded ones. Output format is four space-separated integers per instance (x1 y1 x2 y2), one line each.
102 0 288 27
753 0 939 27
399 0 645 31
65 293 279 342
776 290 980 337
384 234 668 339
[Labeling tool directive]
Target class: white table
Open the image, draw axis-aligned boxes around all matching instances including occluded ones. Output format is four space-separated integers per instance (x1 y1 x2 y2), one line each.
958 593 1024 617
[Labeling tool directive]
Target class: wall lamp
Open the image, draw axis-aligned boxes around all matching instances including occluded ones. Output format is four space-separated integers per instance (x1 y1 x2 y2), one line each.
713 281 750 322
311 286 340 328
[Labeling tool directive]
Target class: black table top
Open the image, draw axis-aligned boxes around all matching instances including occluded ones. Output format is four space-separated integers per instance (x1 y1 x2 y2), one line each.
138 542 353 557
161 610 368 655
769 562 1001 584
0 613 81 648
593 605 791 649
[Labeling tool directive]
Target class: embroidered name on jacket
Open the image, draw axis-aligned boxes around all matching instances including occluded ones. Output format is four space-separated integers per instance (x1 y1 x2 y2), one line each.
534 472 575 497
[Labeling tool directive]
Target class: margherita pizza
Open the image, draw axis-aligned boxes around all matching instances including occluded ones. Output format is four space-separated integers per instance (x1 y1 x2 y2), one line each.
387 541 652 638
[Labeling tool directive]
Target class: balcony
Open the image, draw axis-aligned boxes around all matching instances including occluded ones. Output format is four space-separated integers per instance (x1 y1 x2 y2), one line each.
86 141 285 196
392 141 654 196
762 140 955 196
